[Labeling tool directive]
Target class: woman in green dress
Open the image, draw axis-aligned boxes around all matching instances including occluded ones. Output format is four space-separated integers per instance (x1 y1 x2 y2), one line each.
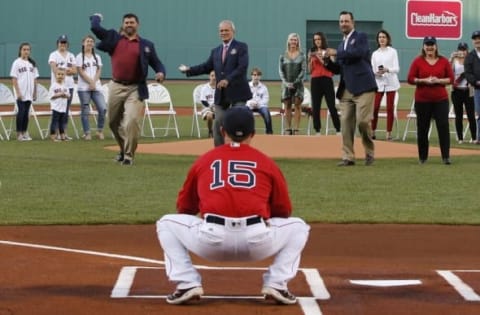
279 33 306 135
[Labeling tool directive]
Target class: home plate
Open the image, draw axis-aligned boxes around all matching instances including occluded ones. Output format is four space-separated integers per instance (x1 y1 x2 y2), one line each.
350 280 422 287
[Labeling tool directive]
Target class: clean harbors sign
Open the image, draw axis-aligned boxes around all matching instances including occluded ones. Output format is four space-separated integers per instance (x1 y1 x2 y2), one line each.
406 0 462 39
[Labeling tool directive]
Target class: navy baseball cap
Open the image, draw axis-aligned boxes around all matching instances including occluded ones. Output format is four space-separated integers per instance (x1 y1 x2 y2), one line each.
471 30 480 39
423 36 436 45
222 106 255 138
457 42 468 50
57 34 68 43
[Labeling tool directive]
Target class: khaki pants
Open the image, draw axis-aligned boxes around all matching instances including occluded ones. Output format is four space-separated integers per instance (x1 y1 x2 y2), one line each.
108 82 144 160
338 89 375 161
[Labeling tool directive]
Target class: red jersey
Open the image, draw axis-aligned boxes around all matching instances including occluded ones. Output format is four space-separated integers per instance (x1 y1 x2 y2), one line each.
176 142 292 219
407 56 454 103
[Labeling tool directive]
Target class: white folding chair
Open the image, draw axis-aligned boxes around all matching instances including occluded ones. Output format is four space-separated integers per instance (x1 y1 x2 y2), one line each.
100 83 115 139
402 99 432 141
280 87 312 135
190 83 207 138
375 91 400 140
0 83 18 140
141 83 180 138
448 103 471 141
325 86 341 135
30 83 51 140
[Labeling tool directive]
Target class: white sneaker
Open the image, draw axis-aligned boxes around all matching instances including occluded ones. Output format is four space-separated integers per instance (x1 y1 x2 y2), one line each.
22 133 32 141
82 134 92 141
261 286 297 304
96 131 105 140
166 286 203 304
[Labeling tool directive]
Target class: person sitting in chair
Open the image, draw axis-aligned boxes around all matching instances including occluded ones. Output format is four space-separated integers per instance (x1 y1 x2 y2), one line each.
200 70 216 137
246 67 273 134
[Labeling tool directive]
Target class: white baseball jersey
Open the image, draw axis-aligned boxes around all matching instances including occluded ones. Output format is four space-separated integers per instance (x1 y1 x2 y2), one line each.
247 81 269 109
10 58 39 101
48 50 76 89
76 53 103 91
200 83 215 107
48 82 70 113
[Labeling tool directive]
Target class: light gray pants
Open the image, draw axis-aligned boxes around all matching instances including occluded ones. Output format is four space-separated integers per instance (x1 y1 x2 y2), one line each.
213 101 246 146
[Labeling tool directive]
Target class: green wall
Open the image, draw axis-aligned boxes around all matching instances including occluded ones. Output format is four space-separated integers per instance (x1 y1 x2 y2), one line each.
1 0 478 81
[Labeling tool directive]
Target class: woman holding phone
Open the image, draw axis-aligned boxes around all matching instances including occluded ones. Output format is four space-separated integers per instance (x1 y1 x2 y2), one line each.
308 32 340 135
370 29 400 141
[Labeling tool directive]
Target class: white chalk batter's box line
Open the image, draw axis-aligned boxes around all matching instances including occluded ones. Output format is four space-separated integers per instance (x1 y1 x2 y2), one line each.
112 266 329 315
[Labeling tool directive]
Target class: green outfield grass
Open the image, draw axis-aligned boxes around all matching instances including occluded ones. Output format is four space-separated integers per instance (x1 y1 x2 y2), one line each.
0 80 478 225
1 112 479 226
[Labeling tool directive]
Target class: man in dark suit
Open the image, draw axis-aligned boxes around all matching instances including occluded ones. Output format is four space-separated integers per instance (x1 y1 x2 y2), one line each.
179 20 252 146
326 11 377 166
90 13 166 165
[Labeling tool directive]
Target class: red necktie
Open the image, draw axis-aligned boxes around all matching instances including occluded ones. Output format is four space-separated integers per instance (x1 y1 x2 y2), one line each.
222 44 228 62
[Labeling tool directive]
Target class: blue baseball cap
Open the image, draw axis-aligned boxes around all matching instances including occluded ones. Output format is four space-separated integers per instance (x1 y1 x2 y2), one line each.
57 34 69 43
222 106 255 138
423 36 436 45
457 42 468 50
471 30 480 39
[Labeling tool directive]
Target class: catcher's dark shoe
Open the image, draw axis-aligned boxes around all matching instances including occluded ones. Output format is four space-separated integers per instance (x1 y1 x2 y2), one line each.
261 286 297 305
166 286 204 305
114 152 124 162
337 159 355 167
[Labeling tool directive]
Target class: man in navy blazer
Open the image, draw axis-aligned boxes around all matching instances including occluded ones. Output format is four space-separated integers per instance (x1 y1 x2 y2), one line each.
179 20 252 146
327 11 377 166
90 13 166 165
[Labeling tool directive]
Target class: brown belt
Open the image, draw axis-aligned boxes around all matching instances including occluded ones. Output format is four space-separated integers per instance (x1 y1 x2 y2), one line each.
113 79 138 85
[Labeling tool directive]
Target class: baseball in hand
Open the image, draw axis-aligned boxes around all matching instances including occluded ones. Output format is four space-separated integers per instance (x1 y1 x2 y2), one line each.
178 64 188 72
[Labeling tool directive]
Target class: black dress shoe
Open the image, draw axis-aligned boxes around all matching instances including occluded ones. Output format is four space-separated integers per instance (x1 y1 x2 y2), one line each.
337 160 355 166
443 158 451 165
114 152 124 162
121 158 133 166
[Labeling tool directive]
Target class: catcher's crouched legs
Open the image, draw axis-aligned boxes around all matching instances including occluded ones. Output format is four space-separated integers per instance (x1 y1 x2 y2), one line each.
156 214 202 289
262 218 310 294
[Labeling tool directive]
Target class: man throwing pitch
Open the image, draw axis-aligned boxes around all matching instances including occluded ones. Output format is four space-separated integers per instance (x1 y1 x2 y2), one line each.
90 13 166 165
156 106 310 305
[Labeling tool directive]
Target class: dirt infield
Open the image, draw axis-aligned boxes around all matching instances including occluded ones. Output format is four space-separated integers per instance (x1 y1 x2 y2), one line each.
0 224 479 315
133 134 480 160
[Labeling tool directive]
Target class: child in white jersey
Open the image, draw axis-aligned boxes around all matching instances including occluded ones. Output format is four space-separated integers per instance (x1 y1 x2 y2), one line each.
10 42 39 141
48 35 77 139
48 67 70 141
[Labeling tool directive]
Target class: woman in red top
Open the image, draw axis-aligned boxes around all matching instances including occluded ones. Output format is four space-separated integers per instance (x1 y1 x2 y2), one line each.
308 32 340 135
407 36 454 165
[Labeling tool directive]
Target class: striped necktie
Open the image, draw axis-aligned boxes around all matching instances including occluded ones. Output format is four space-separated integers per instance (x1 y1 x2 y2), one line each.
222 44 229 62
